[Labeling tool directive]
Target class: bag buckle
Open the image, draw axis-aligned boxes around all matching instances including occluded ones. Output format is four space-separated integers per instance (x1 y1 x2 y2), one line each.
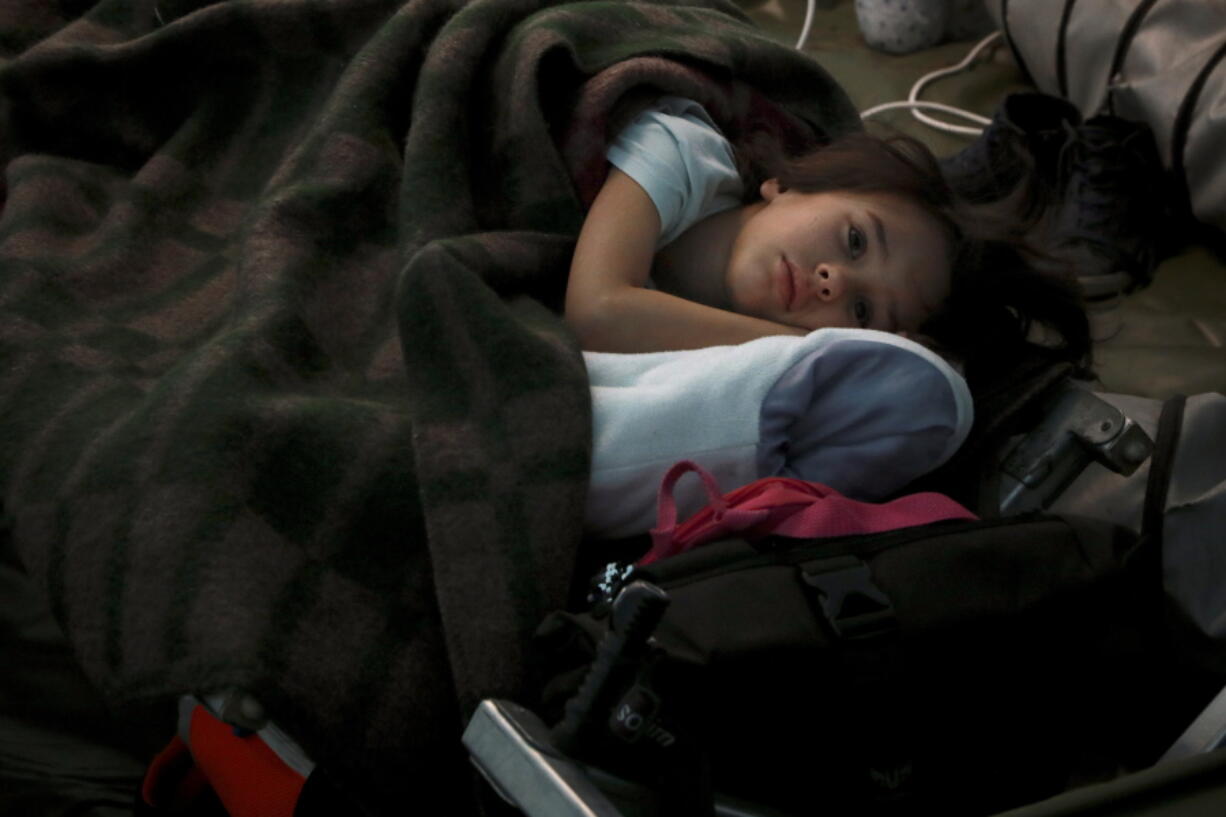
802 556 896 640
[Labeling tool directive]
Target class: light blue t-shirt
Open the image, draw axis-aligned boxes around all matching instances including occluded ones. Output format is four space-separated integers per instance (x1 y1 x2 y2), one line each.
606 96 744 248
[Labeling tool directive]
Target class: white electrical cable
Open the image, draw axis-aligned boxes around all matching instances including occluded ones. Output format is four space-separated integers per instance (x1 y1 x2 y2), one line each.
852 30 1005 137
859 99 996 122
906 30 1002 135
795 0 816 51
796 8 1004 139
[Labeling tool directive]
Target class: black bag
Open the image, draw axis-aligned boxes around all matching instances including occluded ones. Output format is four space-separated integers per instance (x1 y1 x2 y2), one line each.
531 513 1220 817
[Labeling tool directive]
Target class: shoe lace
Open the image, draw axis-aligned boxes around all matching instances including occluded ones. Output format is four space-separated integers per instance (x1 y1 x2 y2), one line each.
1054 127 1161 282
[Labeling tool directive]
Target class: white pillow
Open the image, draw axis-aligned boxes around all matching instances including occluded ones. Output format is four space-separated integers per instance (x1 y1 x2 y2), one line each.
583 328 972 538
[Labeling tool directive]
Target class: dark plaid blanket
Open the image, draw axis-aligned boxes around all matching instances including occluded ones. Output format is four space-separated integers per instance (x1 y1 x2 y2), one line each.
0 0 858 811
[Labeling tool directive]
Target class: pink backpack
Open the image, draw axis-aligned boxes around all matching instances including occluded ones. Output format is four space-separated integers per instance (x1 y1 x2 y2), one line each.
641 460 978 567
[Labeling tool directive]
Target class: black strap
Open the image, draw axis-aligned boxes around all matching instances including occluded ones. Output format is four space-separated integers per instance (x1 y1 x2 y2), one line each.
998 0 1035 87
1056 0 1079 98
1170 40 1226 217
1141 394 1186 549
1108 0 1162 113
1105 0 1160 114
803 557 911 805
1107 0 1161 80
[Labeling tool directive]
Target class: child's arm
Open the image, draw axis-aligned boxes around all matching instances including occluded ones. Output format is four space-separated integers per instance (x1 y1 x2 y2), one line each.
565 168 807 352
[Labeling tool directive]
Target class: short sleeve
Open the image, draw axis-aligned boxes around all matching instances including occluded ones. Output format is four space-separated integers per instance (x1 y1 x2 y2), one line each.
606 96 744 247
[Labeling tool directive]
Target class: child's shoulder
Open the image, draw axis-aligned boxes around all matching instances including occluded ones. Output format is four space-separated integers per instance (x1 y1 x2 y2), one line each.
608 96 743 248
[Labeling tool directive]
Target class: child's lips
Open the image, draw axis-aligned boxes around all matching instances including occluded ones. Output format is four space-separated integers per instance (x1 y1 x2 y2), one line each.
777 255 797 311
774 255 794 309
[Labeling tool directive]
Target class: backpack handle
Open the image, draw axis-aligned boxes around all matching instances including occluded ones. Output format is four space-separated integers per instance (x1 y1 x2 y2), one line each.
648 461 764 560
653 460 727 532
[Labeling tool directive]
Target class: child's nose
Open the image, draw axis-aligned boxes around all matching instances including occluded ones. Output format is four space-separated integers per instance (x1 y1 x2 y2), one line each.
815 264 845 302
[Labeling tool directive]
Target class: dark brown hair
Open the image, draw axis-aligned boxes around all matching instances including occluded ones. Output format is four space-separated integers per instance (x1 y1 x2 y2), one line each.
759 132 1091 384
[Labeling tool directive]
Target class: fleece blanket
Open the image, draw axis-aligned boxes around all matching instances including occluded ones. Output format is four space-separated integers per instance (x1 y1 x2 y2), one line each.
0 0 859 812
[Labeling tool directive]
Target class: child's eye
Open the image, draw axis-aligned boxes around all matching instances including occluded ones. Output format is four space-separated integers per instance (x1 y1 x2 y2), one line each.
854 298 871 328
848 225 867 259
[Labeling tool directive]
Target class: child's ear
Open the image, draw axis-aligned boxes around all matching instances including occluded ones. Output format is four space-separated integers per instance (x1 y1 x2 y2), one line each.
760 178 784 200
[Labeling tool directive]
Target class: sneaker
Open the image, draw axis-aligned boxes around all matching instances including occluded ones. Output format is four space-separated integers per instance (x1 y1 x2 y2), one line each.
943 94 1177 312
939 92 1082 215
1049 114 1169 298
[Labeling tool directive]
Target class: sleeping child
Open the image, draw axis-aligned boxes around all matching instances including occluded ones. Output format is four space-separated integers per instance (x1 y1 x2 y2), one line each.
564 95 1091 378
569 97 1093 536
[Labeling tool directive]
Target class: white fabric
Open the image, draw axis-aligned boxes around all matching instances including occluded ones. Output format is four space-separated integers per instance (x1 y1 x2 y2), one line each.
584 328 973 538
606 95 743 247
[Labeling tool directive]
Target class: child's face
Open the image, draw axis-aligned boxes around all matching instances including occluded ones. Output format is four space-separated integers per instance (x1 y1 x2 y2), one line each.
724 184 952 333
